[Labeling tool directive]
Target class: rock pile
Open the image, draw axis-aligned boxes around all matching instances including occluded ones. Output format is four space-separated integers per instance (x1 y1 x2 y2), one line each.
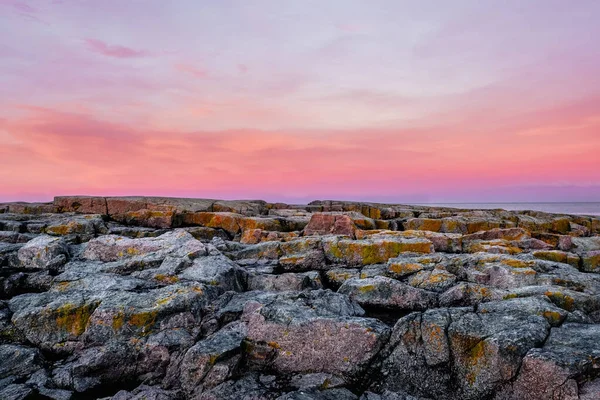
0 196 599 399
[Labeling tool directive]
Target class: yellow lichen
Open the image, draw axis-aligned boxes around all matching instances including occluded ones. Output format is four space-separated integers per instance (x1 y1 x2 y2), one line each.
358 284 376 293
55 302 97 336
544 291 575 311
128 310 158 334
111 310 126 331
154 274 179 284
542 311 563 325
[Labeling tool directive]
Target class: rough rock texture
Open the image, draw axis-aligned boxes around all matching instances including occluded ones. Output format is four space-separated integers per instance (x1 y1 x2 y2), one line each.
0 196 599 399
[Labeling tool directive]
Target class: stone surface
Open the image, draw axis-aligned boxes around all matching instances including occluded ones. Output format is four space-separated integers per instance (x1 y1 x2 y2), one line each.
1 197 599 399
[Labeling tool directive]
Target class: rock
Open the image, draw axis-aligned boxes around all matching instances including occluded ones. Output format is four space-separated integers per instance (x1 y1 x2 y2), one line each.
179 254 247 292
323 236 433 266
303 213 357 238
9 291 102 352
83 230 206 262
0 384 34 400
3 197 600 399
55 196 107 214
17 235 68 270
387 254 439 278
338 277 438 311
497 323 600 400
477 296 568 326
277 388 358 400
107 385 179 400
244 290 389 380
325 268 361 289
439 283 507 307
179 322 247 396
181 212 242 236
241 229 298 244
380 308 549 399
581 250 600 272
531 250 580 267
0 344 42 380
249 271 322 292
193 373 273 400
111 209 175 229
408 268 457 293
288 373 346 390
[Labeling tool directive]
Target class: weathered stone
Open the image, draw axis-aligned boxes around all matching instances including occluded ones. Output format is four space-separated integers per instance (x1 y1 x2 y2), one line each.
3 197 600 399
244 290 389 379
496 323 600 400
581 250 600 272
17 235 68 270
180 212 242 236
0 344 42 380
55 196 107 214
408 268 457 293
381 309 549 400
303 213 357 238
323 236 433 266
249 271 322 292
278 388 358 400
179 255 247 292
532 250 580 267
338 277 438 311
179 322 247 395
83 230 206 262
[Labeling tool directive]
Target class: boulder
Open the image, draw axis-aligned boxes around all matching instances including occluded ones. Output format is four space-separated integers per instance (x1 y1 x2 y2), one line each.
244 290 390 380
303 213 357 238
17 235 68 270
338 277 438 311
83 230 206 262
323 236 433 266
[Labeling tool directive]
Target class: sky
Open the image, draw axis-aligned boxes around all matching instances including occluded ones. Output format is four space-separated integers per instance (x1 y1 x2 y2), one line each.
1 0 599 203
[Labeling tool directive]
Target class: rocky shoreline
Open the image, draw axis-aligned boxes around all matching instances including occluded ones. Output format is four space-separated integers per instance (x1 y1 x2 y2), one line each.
1 196 599 399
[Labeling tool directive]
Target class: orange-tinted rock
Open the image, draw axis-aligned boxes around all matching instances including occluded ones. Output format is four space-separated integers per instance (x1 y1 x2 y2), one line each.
303 213 357 238
462 228 528 242
111 209 175 229
532 250 580 267
323 236 433 266
106 197 149 215
240 229 298 244
55 196 107 214
403 218 443 232
581 250 600 272
238 217 282 232
181 212 242 236
1 202 57 214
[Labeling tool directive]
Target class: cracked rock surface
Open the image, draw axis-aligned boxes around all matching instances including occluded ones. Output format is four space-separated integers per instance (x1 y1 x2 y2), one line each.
0 196 599 399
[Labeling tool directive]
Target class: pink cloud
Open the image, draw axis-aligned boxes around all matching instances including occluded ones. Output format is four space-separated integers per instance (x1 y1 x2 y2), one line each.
1 101 599 203
85 38 149 58
175 63 208 79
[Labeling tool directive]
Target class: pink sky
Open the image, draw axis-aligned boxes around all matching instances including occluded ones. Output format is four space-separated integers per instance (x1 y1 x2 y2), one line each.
1 1 599 203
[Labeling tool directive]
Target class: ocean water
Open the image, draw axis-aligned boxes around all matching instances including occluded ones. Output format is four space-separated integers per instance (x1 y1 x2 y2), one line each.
412 203 600 216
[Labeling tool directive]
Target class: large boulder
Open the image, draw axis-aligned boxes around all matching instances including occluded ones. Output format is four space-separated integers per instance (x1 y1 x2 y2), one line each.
323 236 433 266
17 235 68 270
83 230 206 262
178 322 247 396
244 290 390 381
497 323 600 400
379 308 550 399
303 213 357 238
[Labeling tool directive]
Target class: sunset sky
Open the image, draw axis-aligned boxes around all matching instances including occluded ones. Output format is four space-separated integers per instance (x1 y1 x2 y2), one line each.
1 0 599 203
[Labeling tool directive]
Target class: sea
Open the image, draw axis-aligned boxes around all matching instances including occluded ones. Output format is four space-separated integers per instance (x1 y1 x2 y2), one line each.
411 203 600 216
